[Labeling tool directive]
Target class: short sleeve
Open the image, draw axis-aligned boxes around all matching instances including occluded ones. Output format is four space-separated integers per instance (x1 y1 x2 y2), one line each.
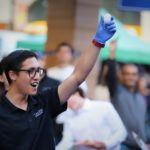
37 86 67 118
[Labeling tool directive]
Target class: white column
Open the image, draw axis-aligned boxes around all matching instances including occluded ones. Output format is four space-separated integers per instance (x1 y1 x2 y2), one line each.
141 11 150 43
73 0 101 98
0 0 11 23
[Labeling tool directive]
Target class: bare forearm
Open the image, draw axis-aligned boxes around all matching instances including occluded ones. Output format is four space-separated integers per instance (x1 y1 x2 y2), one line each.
73 43 100 85
58 44 101 104
58 15 116 104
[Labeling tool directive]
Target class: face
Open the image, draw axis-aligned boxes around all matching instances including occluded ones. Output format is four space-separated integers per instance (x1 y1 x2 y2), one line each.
57 46 73 64
68 92 82 111
121 65 139 89
10 57 43 95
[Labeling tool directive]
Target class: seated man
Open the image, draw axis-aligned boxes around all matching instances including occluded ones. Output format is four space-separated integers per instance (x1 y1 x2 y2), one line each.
56 88 127 150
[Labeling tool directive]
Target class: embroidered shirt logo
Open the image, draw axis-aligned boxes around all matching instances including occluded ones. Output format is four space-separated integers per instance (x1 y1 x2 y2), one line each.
33 109 43 118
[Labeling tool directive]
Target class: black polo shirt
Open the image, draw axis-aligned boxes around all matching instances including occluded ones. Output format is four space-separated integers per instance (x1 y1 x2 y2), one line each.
0 86 67 150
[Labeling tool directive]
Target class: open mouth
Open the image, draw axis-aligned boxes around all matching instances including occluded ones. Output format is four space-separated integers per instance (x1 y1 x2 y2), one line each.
30 82 39 88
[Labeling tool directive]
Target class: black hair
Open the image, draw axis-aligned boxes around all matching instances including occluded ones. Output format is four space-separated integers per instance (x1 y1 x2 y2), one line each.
1 50 37 84
55 42 75 55
121 63 138 71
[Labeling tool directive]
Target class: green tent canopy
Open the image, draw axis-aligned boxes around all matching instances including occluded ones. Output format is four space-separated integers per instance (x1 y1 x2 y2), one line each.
16 34 47 52
99 9 150 65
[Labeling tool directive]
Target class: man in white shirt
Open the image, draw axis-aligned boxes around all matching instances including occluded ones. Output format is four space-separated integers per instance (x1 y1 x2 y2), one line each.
47 42 88 93
56 88 127 150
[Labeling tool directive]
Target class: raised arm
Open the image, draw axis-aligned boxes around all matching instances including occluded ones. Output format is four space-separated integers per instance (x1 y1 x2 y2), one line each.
58 16 116 104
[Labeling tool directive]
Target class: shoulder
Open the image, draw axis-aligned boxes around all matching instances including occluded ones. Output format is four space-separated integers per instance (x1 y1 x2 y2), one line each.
57 108 74 124
89 99 112 107
136 93 146 106
43 76 60 84
34 86 67 117
33 86 59 103
113 85 129 99
86 99 113 112
67 65 74 69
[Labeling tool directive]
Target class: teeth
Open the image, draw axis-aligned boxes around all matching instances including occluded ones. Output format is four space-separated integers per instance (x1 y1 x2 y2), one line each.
31 83 38 87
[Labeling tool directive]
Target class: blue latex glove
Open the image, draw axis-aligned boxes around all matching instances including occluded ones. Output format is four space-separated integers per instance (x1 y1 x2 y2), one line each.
94 16 116 44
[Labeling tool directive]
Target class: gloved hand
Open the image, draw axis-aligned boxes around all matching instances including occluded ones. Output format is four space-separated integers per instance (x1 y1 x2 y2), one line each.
94 16 116 45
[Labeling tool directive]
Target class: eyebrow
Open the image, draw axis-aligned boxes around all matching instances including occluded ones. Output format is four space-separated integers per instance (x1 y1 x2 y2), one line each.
21 66 41 69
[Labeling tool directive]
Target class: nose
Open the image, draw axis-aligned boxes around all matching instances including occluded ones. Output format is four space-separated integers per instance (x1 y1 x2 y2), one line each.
33 71 42 80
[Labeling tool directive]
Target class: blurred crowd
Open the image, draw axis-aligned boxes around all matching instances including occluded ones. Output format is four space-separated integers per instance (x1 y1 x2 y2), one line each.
1 41 150 150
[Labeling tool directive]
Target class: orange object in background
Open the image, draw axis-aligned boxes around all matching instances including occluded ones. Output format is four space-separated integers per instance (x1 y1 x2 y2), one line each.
0 23 9 30
24 21 47 35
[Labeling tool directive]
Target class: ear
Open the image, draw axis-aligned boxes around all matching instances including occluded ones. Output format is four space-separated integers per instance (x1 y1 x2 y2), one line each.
8 70 18 82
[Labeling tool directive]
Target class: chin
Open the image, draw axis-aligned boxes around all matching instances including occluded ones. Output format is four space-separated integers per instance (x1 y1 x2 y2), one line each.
30 93 37 96
128 84 136 87
29 91 37 95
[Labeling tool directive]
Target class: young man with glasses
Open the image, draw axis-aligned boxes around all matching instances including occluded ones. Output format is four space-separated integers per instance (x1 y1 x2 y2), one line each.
0 16 116 150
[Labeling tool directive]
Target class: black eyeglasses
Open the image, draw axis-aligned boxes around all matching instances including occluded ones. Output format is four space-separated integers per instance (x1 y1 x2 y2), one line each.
14 67 46 78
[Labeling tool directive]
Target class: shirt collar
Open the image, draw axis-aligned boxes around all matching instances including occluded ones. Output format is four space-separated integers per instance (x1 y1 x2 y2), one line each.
1 92 19 112
27 96 38 111
1 92 38 112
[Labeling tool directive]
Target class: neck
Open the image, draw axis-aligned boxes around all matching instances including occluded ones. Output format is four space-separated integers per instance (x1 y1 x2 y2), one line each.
125 86 135 93
129 88 135 93
6 87 28 111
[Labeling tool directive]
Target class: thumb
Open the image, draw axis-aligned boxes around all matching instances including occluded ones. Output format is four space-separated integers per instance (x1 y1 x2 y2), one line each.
97 16 104 29
100 16 104 26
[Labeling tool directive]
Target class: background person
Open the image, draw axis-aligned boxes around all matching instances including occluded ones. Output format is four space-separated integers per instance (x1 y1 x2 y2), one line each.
47 42 88 93
36 51 62 144
110 63 147 150
36 51 60 93
56 88 127 150
97 40 118 99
